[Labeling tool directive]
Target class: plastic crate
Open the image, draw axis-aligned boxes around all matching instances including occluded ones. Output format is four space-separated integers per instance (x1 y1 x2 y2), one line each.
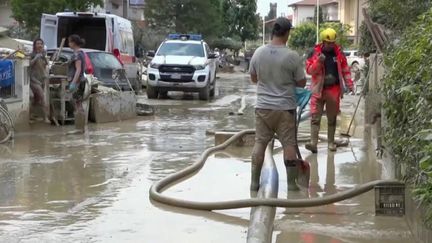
375 182 405 216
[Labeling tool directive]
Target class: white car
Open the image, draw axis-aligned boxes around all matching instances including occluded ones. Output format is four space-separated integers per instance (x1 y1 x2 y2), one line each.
146 34 218 100
343 50 365 68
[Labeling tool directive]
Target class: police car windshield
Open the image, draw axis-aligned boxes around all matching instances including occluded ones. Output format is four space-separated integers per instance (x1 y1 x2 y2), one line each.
157 43 205 57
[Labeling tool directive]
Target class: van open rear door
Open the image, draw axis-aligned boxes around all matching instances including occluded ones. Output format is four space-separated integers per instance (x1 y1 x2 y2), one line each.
40 14 58 49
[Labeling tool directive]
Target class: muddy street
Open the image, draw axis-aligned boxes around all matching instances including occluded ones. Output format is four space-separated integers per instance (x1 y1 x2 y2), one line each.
0 71 413 243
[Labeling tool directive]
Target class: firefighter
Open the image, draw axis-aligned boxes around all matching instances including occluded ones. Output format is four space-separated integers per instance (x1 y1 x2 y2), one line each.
305 28 354 153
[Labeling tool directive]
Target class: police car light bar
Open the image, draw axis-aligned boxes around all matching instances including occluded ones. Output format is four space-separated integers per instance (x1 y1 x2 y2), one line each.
167 34 202 41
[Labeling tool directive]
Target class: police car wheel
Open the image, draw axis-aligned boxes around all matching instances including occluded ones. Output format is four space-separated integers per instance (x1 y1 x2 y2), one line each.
199 85 210 101
147 85 158 99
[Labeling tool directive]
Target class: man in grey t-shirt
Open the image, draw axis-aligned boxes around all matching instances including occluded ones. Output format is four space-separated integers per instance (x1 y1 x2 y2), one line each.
249 17 306 191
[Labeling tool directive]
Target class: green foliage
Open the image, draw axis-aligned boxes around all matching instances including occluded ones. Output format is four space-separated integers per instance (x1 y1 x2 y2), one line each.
413 180 432 228
221 0 259 43
359 0 432 53
263 2 277 39
382 8 432 226
289 21 351 51
358 22 375 55
144 0 222 39
288 22 316 50
7 24 33 40
132 22 166 53
314 6 324 25
10 0 103 37
208 37 242 51
368 0 432 34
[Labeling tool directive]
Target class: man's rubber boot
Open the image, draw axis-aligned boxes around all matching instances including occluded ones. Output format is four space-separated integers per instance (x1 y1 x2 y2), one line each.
305 124 319 153
328 124 337 152
296 160 310 188
285 160 300 191
250 162 263 191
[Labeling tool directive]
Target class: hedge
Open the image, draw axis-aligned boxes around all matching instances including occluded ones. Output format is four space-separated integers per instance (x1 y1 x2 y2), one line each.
382 9 432 226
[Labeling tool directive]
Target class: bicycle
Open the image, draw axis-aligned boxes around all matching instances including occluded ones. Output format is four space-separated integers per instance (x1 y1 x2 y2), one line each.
0 98 14 144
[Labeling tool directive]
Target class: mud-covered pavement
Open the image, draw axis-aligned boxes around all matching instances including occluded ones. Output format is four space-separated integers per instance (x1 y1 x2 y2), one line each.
0 71 414 243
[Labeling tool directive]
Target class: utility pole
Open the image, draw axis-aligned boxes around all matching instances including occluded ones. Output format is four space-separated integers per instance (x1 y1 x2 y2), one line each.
123 0 128 18
316 0 320 43
262 17 265 45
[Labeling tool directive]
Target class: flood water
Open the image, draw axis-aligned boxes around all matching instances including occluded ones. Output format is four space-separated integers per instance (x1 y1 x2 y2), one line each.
0 71 414 242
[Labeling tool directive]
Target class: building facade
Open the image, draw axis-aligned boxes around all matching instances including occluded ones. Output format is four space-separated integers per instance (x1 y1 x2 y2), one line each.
289 0 340 27
289 0 315 27
289 0 368 44
0 1 15 27
339 0 368 44
91 0 145 21
322 1 339 21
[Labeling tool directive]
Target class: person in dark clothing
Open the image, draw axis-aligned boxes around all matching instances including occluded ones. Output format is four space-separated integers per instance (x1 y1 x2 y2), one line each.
67 34 87 133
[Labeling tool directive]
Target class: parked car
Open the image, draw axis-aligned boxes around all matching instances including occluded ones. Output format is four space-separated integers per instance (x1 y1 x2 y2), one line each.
146 34 218 101
46 48 131 90
343 50 365 68
40 12 141 93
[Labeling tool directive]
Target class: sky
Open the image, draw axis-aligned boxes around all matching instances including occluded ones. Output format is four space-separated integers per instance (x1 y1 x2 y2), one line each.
257 0 298 17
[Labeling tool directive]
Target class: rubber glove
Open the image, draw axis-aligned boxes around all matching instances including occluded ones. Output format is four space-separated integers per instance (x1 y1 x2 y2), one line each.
319 53 326 62
69 82 77 92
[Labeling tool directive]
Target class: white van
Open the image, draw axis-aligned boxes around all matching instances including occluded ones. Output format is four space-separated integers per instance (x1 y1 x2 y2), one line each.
40 12 141 91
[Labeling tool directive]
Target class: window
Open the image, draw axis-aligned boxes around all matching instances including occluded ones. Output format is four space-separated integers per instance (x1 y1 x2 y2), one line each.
58 17 107 51
119 31 135 56
87 52 123 69
205 44 211 57
157 43 205 57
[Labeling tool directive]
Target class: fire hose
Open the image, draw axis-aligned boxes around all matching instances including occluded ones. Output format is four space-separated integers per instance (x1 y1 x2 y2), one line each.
149 129 402 210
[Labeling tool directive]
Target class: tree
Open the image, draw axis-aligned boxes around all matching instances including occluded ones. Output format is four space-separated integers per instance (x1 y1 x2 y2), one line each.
221 0 237 38
10 0 103 37
358 22 375 55
208 37 242 51
132 22 166 52
314 6 324 25
288 22 316 50
289 21 351 51
220 0 259 43
144 0 222 40
359 0 432 54
368 0 432 34
263 2 277 40
265 3 277 21
236 0 259 43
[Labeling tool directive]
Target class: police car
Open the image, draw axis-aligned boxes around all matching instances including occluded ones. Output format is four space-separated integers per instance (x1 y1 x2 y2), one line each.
146 34 218 100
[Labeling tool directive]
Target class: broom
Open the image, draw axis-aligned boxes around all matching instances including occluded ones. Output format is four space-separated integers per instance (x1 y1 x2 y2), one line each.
340 56 377 137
